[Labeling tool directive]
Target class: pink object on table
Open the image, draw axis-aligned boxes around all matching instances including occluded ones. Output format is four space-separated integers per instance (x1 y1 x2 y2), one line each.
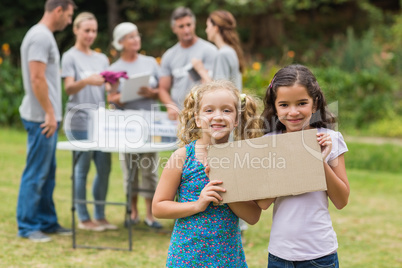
100 71 129 84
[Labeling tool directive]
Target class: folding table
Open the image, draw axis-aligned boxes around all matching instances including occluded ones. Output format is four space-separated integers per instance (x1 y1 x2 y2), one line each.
57 140 177 251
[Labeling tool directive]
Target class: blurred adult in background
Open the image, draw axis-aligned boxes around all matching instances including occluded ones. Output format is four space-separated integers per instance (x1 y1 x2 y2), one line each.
191 9 248 241
192 9 245 90
108 22 162 229
17 0 76 243
61 12 116 232
158 6 217 120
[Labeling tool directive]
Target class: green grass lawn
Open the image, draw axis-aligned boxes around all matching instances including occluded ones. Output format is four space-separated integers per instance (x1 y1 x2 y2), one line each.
0 128 401 267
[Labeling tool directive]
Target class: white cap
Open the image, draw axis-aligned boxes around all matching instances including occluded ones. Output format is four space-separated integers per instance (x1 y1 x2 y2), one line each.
112 22 138 51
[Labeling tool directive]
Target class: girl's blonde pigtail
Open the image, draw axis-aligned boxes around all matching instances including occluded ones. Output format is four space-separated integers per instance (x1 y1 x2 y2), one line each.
177 88 201 147
235 94 263 141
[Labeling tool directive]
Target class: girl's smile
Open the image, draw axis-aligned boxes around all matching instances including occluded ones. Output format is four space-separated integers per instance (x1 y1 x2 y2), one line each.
275 84 316 133
210 123 226 128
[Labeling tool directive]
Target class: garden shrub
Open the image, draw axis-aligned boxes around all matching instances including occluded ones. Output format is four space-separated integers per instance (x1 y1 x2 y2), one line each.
346 142 402 173
313 65 396 130
243 62 278 97
323 28 381 72
0 52 23 127
367 116 402 138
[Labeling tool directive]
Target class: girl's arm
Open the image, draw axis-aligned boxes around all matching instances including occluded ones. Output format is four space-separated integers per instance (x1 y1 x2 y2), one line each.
317 132 350 210
228 201 261 225
325 154 349 209
255 198 276 210
152 148 226 219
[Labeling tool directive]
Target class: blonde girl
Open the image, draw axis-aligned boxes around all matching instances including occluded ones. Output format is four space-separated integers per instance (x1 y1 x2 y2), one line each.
152 80 262 267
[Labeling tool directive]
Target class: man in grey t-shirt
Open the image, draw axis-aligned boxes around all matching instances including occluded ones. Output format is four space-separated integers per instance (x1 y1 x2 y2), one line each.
17 0 76 243
158 7 217 120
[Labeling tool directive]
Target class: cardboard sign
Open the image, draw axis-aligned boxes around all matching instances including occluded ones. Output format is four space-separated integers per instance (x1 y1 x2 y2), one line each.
207 129 327 203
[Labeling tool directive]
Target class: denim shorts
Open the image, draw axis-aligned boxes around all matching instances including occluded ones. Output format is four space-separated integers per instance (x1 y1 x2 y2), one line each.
268 252 339 268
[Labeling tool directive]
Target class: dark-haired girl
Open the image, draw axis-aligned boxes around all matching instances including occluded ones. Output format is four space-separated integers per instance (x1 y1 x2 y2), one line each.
258 64 349 268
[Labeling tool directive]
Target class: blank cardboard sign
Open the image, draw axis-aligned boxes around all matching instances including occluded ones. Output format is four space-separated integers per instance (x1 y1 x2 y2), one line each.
208 129 327 203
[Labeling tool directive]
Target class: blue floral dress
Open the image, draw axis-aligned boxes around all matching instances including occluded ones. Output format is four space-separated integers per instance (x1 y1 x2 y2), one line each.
166 140 247 268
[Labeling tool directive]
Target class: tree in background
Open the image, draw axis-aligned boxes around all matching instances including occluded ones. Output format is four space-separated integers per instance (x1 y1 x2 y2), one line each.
1 0 401 134
1 0 400 60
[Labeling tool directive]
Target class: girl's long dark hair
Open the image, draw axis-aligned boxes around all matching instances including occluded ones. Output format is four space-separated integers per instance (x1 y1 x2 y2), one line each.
261 64 336 133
